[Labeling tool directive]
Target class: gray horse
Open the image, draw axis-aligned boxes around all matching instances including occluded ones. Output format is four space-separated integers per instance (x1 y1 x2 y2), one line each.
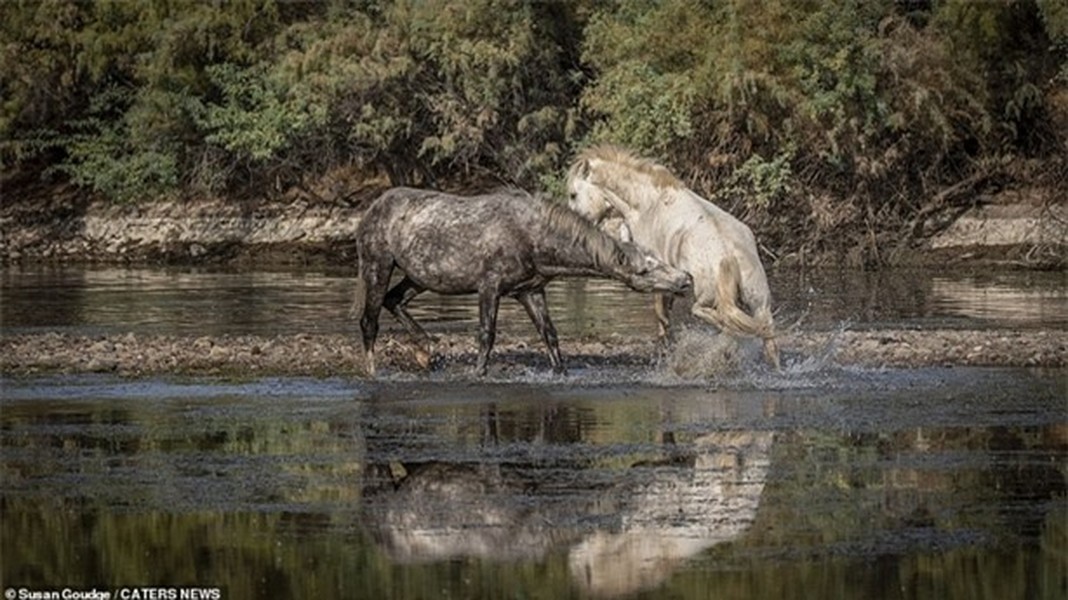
353 187 692 376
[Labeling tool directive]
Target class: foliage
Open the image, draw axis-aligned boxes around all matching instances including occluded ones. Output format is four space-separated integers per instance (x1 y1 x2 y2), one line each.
934 0 1065 151
711 149 795 217
52 88 180 202
0 0 1063 263
577 0 1061 264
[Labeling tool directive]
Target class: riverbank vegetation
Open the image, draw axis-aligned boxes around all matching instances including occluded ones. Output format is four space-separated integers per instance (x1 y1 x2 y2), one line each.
2 0 1065 266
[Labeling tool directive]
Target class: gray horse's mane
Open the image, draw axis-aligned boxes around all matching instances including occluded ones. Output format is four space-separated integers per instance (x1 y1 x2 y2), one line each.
537 197 628 269
569 144 682 190
483 186 628 269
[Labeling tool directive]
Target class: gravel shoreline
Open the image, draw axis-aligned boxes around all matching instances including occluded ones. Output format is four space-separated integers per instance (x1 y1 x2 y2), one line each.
1 329 1064 378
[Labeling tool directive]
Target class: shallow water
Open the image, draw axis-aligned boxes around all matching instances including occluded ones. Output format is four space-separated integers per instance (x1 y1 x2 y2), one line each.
1 369 1065 599
2 266 1066 338
1 266 1066 598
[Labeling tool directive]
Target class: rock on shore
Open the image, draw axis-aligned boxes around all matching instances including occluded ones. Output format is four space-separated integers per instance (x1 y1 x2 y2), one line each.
0 185 372 264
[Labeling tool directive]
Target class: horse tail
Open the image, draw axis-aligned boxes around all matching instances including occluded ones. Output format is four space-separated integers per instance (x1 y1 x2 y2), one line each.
709 257 781 368
713 256 774 340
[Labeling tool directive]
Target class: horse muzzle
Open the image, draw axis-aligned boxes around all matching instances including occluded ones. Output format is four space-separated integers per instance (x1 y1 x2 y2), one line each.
647 271 691 294
672 273 694 294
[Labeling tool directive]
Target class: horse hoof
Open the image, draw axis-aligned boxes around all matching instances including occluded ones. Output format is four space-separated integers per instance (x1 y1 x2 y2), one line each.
428 353 446 371
414 348 432 370
763 339 781 371
364 352 376 378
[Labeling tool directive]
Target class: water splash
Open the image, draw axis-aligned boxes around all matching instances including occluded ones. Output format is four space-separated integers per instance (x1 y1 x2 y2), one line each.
785 320 851 374
643 323 857 390
658 327 745 380
366 322 883 391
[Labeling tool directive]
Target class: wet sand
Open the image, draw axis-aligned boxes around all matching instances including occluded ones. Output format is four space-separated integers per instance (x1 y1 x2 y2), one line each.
2 327 1064 377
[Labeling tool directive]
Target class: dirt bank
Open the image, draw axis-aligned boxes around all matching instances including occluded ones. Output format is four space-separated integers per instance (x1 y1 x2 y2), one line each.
1 179 1064 268
0 182 379 265
2 328 1063 378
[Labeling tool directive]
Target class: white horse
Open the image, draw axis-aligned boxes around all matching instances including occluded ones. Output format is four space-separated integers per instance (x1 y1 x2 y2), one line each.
567 144 780 368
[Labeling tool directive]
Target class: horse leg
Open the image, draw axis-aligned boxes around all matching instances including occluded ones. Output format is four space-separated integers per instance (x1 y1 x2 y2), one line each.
690 303 729 335
383 277 433 368
358 258 394 376
654 292 675 344
516 290 564 374
692 301 781 370
763 337 781 370
754 305 781 370
475 284 502 377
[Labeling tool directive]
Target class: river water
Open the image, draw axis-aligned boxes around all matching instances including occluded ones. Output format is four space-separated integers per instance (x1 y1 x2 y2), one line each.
1 266 1066 599
1 266 1066 337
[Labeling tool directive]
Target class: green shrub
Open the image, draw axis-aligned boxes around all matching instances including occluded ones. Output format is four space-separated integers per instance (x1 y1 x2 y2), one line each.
0 0 1061 266
42 88 178 202
713 149 795 216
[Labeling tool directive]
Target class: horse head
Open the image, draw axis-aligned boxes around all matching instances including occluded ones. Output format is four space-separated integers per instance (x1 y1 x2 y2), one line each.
618 242 692 294
568 145 681 223
566 157 617 224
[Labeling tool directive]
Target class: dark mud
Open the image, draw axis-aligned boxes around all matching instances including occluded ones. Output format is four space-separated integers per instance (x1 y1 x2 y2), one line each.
1 327 1064 378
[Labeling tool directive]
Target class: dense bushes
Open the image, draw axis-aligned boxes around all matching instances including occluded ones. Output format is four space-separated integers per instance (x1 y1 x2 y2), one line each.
2 0 1064 263
1 0 580 196
580 0 1063 263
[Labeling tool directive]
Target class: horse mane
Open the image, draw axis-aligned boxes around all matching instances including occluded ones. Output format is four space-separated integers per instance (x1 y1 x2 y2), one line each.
570 144 683 190
536 197 628 269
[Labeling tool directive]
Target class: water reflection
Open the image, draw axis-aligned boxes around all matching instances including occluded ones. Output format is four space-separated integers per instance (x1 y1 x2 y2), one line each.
1 373 1066 598
569 431 773 597
0 266 659 338
769 268 1068 329
932 274 1068 324
2 266 1066 338
361 428 775 598
360 395 774 582
365 461 574 563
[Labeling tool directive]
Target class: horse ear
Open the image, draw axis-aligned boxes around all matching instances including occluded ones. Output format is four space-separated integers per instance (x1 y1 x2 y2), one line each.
566 157 590 185
577 158 591 179
661 188 677 206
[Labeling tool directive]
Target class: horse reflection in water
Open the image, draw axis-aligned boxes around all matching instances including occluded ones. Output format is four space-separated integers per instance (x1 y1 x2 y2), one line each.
353 187 692 376
569 431 773 597
361 416 772 597
364 461 573 563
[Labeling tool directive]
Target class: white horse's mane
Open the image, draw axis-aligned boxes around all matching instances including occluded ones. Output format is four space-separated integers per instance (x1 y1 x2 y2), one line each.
570 144 683 191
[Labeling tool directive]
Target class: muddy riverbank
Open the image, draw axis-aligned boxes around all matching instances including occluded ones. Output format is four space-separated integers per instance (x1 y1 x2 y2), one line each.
2 180 1064 268
1 328 1063 378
